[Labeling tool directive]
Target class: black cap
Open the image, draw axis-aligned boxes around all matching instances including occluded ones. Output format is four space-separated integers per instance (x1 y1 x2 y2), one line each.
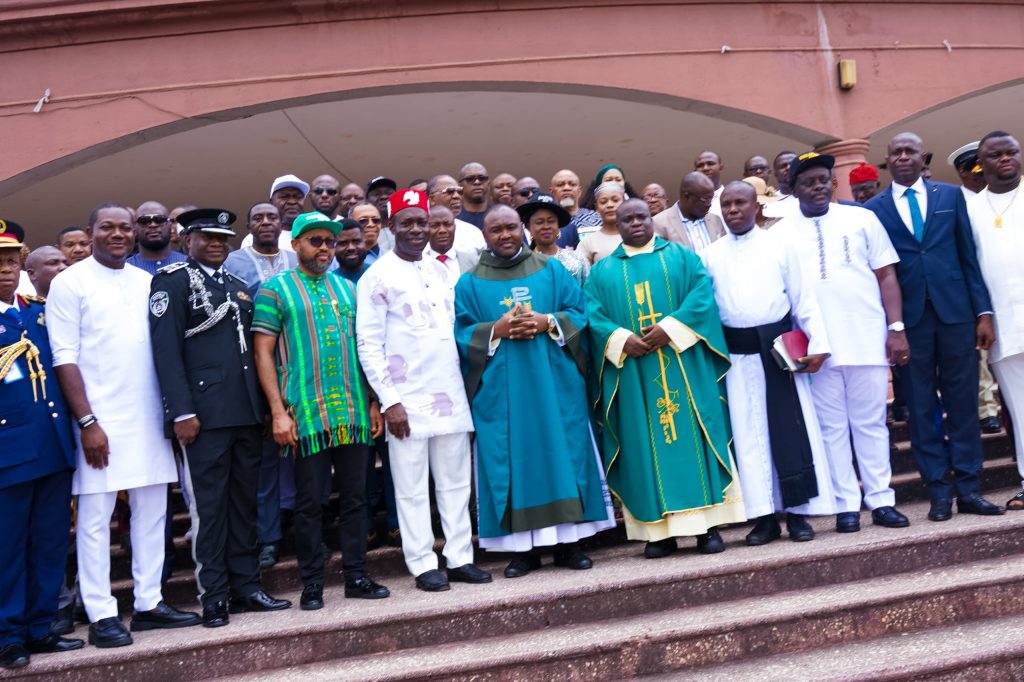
790 152 835 180
516 192 572 228
366 176 397 193
177 208 237 236
0 219 26 242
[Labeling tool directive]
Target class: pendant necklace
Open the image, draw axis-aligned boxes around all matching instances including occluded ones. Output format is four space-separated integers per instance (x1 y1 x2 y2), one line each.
986 182 1021 228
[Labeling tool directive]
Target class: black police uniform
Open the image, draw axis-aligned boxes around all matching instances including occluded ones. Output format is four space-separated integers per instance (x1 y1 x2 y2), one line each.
148 212 265 614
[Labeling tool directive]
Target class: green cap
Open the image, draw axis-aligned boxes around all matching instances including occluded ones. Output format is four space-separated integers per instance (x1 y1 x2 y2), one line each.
291 212 343 239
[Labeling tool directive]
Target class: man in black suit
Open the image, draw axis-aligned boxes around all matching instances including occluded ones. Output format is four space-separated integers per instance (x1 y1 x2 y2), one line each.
865 133 1005 521
149 209 291 628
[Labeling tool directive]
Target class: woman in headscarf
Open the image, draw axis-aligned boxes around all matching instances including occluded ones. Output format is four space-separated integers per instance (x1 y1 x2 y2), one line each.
579 164 640 211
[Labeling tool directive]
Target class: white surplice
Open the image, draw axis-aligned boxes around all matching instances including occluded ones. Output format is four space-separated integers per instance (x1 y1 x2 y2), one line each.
46 257 177 495
702 227 839 518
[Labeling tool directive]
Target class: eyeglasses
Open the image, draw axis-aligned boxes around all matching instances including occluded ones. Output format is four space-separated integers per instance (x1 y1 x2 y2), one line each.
136 214 168 226
312 187 339 196
433 187 465 196
461 175 489 184
305 236 337 249
357 217 382 226
517 187 539 197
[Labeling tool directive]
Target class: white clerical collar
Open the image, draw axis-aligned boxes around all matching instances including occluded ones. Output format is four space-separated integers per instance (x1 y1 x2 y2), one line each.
622 237 656 257
729 226 759 241
489 246 524 260
891 176 926 198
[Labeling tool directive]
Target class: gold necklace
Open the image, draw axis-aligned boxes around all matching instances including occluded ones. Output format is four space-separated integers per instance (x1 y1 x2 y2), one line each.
986 182 1021 228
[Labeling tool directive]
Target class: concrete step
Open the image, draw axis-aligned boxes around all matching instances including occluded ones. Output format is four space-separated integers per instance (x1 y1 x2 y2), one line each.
888 429 1012 474
214 555 1024 681
892 455 1020 504
12 491 1024 680
660 613 1024 681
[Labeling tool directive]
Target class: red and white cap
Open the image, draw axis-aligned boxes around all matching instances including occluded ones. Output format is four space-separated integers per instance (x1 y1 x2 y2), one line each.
387 188 430 218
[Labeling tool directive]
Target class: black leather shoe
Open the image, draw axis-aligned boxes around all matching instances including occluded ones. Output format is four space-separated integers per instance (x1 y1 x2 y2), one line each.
299 584 324 610
696 528 726 554
745 515 782 546
50 604 74 636
25 633 85 654
129 602 201 631
258 544 278 569
958 493 1006 516
415 569 450 592
447 563 493 584
928 498 953 521
835 511 861 533
88 617 133 648
980 416 1002 434
552 543 594 570
872 506 910 528
786 513 815 542
228 590 292 613
345 575 390 599
202 601 229 628
0 644 29 669
643 537 678 559
504 552 542 578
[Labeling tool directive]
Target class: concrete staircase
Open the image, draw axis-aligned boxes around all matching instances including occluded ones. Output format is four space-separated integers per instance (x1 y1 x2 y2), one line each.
3 423 1022 681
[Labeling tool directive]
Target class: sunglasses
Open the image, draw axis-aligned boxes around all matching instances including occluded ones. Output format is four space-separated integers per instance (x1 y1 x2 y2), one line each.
137 214 168 226
461 175 489 184
312 187 339 196
305 236 337 249
357 217 383 226
434 187 465 196
517 187 539 197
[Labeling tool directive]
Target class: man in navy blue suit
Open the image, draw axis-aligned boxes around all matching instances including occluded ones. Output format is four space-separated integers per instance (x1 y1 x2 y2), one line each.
0 221 82 669
865 132 1005 521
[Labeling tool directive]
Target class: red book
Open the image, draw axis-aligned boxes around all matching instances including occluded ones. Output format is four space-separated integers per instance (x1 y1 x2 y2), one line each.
771 330 809 372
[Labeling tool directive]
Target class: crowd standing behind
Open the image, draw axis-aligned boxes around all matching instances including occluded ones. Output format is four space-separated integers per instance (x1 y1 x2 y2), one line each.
3 131 1024 671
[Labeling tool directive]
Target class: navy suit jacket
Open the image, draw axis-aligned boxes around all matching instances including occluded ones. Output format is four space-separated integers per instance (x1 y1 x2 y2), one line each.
0 297 76 489
865 181 991 328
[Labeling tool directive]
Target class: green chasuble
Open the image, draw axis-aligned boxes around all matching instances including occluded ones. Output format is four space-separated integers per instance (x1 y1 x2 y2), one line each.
585 238 735 525
454 248 607 540
252 269 372 457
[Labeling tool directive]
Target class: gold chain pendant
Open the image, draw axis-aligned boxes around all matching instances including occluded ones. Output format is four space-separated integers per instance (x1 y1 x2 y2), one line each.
996 216 1003 228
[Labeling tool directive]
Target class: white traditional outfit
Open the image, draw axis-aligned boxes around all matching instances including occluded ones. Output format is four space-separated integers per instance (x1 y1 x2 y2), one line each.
355 251 477 577
773 204 900 513
702 226 838 519
46 257 177 622
968 186 1024 482
454 217 486 255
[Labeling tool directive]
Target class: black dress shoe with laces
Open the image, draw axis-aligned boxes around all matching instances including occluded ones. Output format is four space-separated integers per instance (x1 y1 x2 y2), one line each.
88 617 133 648
228 590 292 613
786 513 815 542
745 515 782 546
980 415 1002 434
928 498 953 521
202 601 229 628
552 542 594 570
415 569 450 592
25 633 84 654
447 563 493 584
835 511 861 533
130 602 201 631
504 552 542 578
345 575 390 599
957 493 1006 516
643 537 678 559
871 506 910 528
50 604 74 636
0 644 29 669
299 584 324 610
696 528 726 554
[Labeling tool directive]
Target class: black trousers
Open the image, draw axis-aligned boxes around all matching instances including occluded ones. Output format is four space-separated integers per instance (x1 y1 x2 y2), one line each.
182 424 262 606
293 443 369 585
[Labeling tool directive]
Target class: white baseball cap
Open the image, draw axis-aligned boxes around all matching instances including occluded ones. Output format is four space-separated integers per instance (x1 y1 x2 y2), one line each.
269 174 310 198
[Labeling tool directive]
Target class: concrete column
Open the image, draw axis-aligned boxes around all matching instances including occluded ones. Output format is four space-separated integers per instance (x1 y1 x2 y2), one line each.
816 138 871 202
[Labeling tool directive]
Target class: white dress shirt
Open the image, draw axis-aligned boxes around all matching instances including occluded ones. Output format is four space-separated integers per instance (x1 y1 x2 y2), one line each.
890 177 928 235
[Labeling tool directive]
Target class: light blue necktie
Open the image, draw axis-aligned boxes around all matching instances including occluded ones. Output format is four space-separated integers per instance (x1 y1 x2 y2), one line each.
905 187 925 242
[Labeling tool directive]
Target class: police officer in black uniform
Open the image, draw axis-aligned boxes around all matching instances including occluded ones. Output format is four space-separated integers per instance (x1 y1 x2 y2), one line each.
148 209 290 628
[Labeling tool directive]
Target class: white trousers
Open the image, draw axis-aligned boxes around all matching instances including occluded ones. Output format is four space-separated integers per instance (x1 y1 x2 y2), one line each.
810 365 896 512
992 353 1024 481
388 432 474 577
77 483 167 621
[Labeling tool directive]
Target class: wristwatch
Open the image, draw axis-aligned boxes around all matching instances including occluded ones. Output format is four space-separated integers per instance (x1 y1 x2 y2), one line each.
547 315 557 334
887 321 906 333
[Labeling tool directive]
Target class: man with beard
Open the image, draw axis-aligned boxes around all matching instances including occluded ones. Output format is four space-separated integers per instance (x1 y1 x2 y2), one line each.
550 169 601 247
309 175 342 218
223 202 298 568
149 209 291 628
653 172 726 253
242 175 310 253
253 212 390 609
426 175 486 255
457 162 492 230
333 218 371 283
56 226 91 266
338 183 366 218
127 201 188 275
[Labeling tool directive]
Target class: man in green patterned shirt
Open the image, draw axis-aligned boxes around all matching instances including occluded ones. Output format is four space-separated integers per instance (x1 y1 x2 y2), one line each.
253 212 389 609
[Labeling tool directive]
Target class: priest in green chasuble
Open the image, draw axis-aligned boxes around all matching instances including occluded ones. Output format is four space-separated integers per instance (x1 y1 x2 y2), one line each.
455 205 615 579
585 198 746 559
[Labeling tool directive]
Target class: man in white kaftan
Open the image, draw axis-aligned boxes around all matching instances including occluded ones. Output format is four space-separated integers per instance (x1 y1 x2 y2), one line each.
703 182 838 545
355 189 491 592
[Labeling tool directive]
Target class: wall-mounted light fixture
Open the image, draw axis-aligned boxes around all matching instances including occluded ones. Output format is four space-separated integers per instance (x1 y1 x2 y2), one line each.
838 59 856 90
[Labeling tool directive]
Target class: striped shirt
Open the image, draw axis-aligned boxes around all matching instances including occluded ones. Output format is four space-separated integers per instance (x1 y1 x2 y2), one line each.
252 269 372 456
